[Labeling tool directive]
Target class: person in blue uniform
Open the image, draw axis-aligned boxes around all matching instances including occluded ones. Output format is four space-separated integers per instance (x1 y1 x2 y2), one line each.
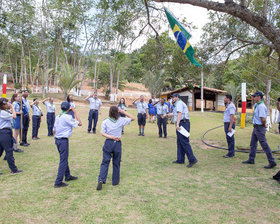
53 102 82 188
30 98 43 140
0 98 22 175
170 93 198 168
223 94 236 158
132 95 148 136
20 90 30 147
85 91 102 134
67 95 75 118
153 98 169 138
242 91 277 169
118 98 127 134
11 93 24 153
42 97 56 136
148 99 156 123
97 106 135 190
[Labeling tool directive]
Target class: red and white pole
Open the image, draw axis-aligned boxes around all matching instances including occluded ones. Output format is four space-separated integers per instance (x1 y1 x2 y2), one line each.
240 83 246 128
2 74 7 98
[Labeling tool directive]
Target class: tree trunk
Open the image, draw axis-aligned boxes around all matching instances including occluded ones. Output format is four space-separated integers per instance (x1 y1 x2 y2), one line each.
265 79 271 115
116 67 121 96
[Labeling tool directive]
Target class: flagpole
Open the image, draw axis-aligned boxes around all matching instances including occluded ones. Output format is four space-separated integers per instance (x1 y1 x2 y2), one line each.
201 68 204 113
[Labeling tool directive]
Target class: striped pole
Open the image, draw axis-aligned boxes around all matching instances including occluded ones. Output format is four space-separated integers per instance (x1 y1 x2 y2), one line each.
2 74 7 98
240 83 246 128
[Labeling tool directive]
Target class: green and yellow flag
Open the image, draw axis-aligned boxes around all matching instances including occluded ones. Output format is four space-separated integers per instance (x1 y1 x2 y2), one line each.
164 8 203 68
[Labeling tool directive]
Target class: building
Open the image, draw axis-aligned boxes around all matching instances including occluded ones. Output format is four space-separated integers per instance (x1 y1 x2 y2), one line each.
161 85 227 112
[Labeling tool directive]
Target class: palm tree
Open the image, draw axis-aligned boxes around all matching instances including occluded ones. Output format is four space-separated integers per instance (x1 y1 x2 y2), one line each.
58 64 81 99
224 82 241 107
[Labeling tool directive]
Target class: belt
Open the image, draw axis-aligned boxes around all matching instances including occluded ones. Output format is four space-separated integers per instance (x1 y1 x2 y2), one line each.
33 115 41 117
224 122 230 124
180 119 189 123
253 124 265 128
139 113 146 115
106 139 121 142
55 137 68 140
90 109 98 111
0 128 12 131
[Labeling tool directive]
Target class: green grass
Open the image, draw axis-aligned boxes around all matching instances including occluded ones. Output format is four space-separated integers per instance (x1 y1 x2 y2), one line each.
0 104 280 224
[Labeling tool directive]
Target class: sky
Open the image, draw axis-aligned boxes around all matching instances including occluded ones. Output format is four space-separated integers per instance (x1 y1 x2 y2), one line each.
130 2 210 51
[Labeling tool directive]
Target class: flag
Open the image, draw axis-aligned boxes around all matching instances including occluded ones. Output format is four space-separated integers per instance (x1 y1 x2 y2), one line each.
164 8 203 68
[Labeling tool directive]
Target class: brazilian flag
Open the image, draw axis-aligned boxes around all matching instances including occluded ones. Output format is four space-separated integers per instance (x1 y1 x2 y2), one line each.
164 8 203 68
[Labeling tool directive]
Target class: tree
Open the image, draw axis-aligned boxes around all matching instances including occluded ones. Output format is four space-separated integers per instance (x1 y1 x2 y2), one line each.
58 64 81 99
153 0 280 67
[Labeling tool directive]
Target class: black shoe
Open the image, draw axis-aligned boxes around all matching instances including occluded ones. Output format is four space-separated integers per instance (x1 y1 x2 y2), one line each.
26 143 30 146
172 160 184 164
93 131 96 134
14 148 24 153
242 160 255 164
36 137 40 139
96 181 103 190
20 143 29 147
10 169 22 174
138 133 142 136
164 136 167 138
159 136 162 138
0 172 3 175
65 175 78 181
264 162 277 169
187 160 198 168
88 131 91 133
54 182 68 188
142 133 145 136
223 154 234 158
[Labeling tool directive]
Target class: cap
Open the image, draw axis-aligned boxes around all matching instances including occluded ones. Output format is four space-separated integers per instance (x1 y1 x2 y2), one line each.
251 91 264 98
171 93 180 98
61 102 70 111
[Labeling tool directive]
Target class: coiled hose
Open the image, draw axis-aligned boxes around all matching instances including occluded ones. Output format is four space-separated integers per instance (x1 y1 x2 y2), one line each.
201 125 280 153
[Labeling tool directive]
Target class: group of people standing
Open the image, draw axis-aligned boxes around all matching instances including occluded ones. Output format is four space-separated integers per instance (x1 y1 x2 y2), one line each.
1 89 279 190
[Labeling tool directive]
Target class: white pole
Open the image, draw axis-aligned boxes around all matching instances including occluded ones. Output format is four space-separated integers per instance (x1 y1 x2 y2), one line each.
201 68 204 112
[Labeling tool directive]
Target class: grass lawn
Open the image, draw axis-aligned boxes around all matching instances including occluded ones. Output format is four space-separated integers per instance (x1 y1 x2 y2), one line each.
0 103 279 224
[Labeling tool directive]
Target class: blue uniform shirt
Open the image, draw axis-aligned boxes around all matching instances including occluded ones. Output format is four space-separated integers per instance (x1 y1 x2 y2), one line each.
0 110 13 129
252 102 267 125
32 105 42 116
53 113 79 139
12 101 21 113
134 101 148 114
101 117 131 138
88 97 102 110
22 97 30 113
156 103 169 115
44 102 56 113
223 102 236 122
173 100 189 122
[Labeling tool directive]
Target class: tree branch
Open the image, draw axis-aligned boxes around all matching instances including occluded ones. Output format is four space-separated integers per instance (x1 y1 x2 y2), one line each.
225 43 252 63
144 0 159 39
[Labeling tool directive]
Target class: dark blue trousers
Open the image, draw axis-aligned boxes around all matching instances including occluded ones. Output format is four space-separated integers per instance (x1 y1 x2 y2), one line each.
32 115 41 138
47 112 55 136
88 110 99 132
21 114 30 144
55 138 71 185
157 115 167 137
176 120 197 164
249 126 275 163
98 139 122 185
0 129 18 172
137 113 146 126
224 123 235 156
